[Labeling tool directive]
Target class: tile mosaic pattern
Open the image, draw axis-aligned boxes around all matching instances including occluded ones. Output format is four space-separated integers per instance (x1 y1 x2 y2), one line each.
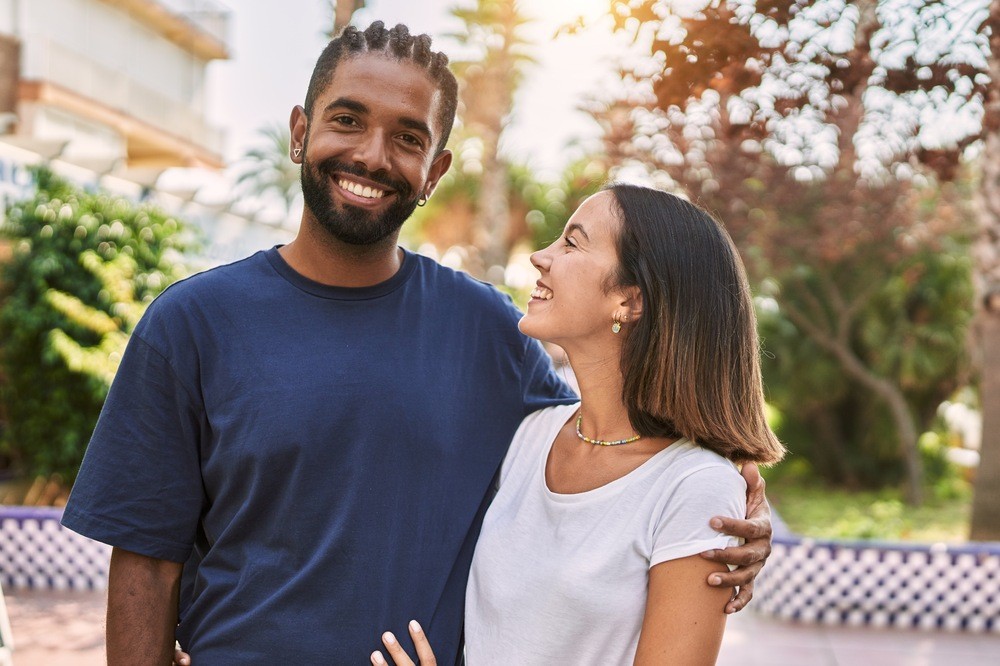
756 538 1000 633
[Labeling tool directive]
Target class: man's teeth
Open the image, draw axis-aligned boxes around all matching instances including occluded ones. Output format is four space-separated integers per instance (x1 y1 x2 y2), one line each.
338 179 386 199
531 287 553 300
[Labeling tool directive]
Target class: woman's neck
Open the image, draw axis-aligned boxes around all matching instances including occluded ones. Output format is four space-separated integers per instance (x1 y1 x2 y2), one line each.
567 347 636 441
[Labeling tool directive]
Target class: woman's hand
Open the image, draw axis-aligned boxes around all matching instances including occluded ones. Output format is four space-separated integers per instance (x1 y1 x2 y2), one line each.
371 620 437 666
173 643 191 665
700 462 773 613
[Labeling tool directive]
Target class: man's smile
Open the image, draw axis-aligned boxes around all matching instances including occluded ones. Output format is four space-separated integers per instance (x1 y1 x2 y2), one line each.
336 175 388 200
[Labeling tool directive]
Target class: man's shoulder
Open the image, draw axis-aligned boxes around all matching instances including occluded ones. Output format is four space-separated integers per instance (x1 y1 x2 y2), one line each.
412 251 520 315
146 251 267 313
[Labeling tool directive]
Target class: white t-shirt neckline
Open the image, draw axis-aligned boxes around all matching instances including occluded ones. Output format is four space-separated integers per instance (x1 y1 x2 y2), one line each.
539 402 691 504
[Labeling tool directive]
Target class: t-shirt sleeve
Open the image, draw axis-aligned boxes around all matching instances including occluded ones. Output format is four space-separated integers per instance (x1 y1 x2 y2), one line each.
649 463 747 568
60 330 206 563
519 336 577 415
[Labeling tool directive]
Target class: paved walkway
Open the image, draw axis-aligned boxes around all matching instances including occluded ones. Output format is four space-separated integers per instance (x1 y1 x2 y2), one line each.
3 589 999 665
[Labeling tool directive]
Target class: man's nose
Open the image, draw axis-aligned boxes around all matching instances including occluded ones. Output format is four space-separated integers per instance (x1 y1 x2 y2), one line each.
351 130 391 174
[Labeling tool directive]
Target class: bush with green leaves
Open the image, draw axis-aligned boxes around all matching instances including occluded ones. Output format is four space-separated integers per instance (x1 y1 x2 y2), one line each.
0 168 190 482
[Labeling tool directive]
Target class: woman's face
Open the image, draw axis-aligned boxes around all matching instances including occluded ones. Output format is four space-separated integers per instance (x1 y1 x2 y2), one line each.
519 190 627 349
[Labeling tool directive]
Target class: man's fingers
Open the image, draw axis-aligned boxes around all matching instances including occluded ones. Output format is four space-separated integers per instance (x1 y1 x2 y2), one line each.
706 560 763 588
725 581 754 614
708 514 772 541
408 620 437 666
701 541 769 567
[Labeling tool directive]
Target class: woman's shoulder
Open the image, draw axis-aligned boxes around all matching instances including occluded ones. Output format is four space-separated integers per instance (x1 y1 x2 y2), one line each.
655 440 746 492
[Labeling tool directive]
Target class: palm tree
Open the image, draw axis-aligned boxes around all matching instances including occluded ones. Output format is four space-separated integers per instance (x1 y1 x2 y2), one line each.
449 0 535 278
233 123 301 216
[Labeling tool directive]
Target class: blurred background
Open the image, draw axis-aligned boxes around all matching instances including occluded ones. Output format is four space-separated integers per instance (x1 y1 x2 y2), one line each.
0 0 999 663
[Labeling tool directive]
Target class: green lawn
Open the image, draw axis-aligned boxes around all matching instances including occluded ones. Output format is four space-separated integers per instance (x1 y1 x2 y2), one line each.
765 477 973 543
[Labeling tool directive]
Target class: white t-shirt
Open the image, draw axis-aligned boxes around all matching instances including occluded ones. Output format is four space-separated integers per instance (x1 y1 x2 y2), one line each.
464 403 746 665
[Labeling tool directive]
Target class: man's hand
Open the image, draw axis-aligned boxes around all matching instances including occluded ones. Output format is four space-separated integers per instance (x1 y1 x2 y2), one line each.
699 462 773 614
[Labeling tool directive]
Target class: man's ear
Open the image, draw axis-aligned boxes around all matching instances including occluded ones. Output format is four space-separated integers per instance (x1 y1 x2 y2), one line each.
289 105 308 164
422 149 453 198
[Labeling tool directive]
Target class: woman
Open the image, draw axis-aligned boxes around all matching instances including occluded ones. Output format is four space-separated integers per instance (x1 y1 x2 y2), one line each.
372 184 784 665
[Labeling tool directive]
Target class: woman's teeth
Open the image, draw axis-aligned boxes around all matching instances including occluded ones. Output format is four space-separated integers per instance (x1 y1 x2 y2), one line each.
531 287 553 300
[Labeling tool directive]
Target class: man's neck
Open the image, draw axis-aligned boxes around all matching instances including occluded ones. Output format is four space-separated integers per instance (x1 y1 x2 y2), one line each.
279 220 403 288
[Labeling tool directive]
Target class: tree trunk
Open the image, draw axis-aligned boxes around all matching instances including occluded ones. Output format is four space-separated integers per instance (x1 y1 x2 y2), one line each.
783 302 924 504
476 130 511 279
970 0 1000 540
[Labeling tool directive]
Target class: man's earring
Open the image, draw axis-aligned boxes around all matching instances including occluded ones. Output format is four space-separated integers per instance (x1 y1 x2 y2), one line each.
417 193 429 207
293 148 301 158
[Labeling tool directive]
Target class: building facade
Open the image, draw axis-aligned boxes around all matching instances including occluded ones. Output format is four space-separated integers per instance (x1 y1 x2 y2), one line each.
0 0 293 266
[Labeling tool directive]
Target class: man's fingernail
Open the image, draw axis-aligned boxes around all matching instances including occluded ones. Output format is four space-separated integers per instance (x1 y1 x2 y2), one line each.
710 518 723 529
372 651 386 665
410 619 422 633
709 575 722 585
383 632 396 645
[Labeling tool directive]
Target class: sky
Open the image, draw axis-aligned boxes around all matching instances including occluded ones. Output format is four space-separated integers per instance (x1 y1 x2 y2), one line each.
205 0 630 176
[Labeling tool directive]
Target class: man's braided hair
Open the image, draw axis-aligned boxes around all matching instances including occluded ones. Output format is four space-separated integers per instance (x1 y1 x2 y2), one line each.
304 21 459 155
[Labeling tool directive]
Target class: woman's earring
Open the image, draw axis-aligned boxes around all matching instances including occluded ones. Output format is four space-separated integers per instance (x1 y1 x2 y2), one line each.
612 314 622 334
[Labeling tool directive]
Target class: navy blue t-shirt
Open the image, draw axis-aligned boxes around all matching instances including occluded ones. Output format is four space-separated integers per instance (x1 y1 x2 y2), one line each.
62 247 575 663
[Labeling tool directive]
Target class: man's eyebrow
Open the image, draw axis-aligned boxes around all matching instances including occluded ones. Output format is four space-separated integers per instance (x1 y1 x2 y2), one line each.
566 222 590 241
323 97 368 116
400 117 432 139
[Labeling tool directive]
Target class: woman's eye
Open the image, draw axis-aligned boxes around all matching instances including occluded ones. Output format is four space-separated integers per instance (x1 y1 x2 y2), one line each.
564 237 577 249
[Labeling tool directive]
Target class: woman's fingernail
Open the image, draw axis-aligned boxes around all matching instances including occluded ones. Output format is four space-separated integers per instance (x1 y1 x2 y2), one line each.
372 651 386 665
410 619 422 633
709 575 722 585
710 518 723 529
383 632 396 645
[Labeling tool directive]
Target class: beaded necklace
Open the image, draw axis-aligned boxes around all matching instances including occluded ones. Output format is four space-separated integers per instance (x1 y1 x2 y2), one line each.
575 411 642 447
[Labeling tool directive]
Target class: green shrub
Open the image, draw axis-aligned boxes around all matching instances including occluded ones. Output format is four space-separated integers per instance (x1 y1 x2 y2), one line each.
0 168 191 482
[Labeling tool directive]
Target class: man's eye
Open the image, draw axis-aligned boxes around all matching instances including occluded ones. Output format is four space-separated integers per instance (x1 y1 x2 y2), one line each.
399 134 423 147
333 116 358 127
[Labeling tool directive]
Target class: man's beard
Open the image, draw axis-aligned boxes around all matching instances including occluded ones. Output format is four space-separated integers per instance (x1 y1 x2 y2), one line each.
300 155 420 246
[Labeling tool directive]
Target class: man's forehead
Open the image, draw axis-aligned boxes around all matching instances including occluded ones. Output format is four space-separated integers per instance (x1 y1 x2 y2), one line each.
319 53 441 107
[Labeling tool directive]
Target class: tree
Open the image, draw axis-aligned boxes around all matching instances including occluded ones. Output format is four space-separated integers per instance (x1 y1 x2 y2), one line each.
970 0 1000 540
233 123 301 216
329 0 366 37
598 0 985 504
449 0 535 278
0 168 189 482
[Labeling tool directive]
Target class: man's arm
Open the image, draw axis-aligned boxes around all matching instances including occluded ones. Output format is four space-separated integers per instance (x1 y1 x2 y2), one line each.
107 547 183 665
700 462 773 613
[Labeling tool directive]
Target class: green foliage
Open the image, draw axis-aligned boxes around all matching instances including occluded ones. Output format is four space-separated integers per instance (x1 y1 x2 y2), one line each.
0 168 190 481
765 465 972 543
756 211 974 489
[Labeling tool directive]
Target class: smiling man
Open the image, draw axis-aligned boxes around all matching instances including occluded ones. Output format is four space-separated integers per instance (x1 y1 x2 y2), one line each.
61 22 772 664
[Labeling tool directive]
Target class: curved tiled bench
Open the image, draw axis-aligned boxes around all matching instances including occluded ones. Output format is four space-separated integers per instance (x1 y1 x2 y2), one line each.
755 535 1000 633
0 507 110 590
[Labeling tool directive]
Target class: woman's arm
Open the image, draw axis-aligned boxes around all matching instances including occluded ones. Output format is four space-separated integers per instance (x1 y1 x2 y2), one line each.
633 555 732 666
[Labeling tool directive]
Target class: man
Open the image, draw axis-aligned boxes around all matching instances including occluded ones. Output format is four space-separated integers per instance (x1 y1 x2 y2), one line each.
63 22 773 664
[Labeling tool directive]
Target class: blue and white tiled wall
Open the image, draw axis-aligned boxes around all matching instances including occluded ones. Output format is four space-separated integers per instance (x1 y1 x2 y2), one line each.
1 507 998 634
755 538 1000 633
0 507 110 590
